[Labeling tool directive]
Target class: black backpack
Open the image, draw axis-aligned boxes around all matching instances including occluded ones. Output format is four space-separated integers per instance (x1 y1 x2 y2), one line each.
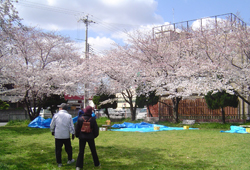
81 117 92 133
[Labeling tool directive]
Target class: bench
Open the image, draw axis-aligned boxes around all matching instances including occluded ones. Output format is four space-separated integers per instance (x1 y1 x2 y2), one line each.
145 117 159 124
101 120 111 131
182 120 196 125
101 124 111 131
240 125 250 128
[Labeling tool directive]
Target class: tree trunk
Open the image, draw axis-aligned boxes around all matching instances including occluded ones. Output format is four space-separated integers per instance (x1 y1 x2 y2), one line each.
128 101 137 121
172 97 182 123
24 90 42 121
221 107 226 124
104 107 110 119
50 105 56 117
147 105 153 117
121 89 137 121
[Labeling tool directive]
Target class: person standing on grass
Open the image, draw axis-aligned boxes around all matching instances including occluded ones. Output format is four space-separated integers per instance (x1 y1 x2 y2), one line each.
78 105 96 119
50 103 75 168
75 106 100 170
91 107 96 119
77 105 84 119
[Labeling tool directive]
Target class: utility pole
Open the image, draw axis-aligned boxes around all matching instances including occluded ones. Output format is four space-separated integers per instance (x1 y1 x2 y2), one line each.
79 15 95 107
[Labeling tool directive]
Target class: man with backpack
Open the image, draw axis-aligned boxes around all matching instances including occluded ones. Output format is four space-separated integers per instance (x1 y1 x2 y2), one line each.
75 106 100 169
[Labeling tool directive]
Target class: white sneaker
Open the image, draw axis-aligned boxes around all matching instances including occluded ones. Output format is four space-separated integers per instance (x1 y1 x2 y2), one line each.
67 159 75 164
96 163 101 167
76 167 81 170
58 163 62 167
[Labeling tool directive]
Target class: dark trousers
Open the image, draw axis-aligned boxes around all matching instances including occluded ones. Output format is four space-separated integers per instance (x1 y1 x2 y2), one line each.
76 139 100 168
55 138 72 164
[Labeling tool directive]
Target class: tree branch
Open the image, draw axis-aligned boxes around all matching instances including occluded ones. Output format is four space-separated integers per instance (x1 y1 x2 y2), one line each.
234 90 250 105
158 100 173 108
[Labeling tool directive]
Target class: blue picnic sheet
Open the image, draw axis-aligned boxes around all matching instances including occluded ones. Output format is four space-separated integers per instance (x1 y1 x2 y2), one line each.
111 122 199 132
220 126 249 134
28 116 78 128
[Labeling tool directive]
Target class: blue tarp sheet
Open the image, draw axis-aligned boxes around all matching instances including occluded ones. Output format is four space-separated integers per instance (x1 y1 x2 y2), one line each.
220 126 249 134
28 116 78 128
111 122 199 132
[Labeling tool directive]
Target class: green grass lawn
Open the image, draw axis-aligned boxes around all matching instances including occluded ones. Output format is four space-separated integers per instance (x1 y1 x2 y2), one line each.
1 119 250 170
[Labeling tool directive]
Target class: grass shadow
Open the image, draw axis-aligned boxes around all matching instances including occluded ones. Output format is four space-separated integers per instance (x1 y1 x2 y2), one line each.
0 126 50 136
0 139 227 170
87 144 225 170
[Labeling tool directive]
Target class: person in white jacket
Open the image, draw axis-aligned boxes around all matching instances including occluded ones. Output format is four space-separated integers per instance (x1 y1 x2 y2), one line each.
50 103 75 167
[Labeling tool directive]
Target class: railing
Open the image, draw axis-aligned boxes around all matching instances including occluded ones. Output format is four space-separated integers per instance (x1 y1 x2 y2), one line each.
152 13 247 39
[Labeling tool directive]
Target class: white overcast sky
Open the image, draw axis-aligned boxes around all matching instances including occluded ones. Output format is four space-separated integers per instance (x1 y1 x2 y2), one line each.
13 0 250 55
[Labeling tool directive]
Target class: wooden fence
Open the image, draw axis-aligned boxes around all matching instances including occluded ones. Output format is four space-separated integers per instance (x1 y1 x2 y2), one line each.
156 98 241 123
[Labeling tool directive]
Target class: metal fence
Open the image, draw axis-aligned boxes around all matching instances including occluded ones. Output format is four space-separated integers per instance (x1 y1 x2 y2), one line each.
152 13 247 39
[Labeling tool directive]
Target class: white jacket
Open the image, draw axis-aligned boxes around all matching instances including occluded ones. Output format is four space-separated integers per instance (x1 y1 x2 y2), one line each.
50 110 75 139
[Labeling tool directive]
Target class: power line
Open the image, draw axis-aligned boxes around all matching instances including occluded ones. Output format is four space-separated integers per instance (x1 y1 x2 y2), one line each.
15 0 142 34
15 0 146 54
16 0 83 16
76 15 133 40
89 15 141 33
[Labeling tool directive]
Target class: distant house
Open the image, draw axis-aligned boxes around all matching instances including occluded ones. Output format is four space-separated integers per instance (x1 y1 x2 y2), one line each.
64 94 95 110
64 94 84 110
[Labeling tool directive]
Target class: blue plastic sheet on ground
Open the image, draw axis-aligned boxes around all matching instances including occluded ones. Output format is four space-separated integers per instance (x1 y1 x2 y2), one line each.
72 116 78 123
28 116 78 128
220 126 249 134
111 122 199 132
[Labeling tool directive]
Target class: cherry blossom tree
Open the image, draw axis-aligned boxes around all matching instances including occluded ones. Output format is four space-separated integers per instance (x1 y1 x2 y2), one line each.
0 0 21 39
1 27 82 120
89 29 213 122
84 14 250 123
88 45 143 120
191 17 250 103
138 16 250 122
0 0 21 70
118 29 208 122
91 15 249 123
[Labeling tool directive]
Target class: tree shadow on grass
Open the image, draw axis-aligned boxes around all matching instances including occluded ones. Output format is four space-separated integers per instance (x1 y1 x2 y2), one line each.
94 145 227 170
1 140 227 170
0 142 65 170
0 126 50 136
